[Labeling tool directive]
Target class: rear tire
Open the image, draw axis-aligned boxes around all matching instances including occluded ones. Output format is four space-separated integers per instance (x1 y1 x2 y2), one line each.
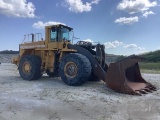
59 53 91 86
19 55 41 80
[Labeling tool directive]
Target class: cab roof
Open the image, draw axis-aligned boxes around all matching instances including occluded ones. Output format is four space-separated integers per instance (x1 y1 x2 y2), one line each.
45 24 73 31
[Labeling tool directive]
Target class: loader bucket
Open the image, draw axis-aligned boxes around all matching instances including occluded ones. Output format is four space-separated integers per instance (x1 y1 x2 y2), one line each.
104 55 156 95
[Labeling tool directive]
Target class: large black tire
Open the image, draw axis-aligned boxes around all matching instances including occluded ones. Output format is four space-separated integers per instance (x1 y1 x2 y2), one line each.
59 53 91 86
19 55 41 80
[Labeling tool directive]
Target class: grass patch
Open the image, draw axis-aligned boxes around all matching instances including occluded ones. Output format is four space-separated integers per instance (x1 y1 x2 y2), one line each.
140 69 160 74
139 62 160 74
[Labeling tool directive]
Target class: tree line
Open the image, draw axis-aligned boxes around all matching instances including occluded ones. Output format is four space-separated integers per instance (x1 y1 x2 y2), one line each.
0 50 19 54
140 50 160 62
116 50 160 63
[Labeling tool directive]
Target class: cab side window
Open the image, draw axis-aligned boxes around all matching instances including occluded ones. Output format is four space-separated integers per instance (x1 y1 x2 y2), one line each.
50 28 57 41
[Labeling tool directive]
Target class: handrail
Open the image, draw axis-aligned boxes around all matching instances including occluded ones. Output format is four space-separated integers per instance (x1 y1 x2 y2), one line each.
22 33 43 44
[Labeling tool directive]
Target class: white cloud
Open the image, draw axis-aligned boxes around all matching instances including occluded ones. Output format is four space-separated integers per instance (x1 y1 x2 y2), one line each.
32 21 66 29
103 40 148 55
142 11 155 18
104 40 123 49
117 0 157 14
115 16 139 25
91 0 100 4
124 44 137 48
65 0 100 13
82 39 94 43
124 44 145 50
0 0 36 18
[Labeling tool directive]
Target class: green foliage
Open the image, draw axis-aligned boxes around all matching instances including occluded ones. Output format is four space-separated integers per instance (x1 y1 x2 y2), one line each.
139 62 160 70
139 62 160 74
140 50 160 62
115 50 160 63
140 69 160 74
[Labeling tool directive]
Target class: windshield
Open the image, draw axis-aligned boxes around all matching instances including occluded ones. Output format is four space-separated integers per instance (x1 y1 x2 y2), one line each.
59 27 71 40
50 26 72 42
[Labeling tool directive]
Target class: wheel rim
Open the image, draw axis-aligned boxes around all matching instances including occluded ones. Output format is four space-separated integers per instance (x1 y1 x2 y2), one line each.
22 62 31 74
64 62 78 78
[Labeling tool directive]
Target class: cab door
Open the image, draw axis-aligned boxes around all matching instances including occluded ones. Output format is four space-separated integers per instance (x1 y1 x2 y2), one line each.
48 27 58 49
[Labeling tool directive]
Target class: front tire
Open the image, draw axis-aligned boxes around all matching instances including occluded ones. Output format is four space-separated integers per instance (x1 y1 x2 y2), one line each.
19 55 41 80
59 53 91 86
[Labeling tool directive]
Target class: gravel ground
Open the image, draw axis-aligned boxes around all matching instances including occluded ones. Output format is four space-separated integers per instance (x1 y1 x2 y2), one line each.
0 63 160 120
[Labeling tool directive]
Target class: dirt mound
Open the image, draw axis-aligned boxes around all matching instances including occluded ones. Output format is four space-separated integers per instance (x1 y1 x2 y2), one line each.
0 54 18 63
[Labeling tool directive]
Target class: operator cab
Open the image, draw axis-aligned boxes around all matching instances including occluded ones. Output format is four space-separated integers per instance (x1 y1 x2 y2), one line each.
50 24 73 42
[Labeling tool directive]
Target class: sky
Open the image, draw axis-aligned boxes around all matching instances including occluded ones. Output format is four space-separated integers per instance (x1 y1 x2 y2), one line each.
0 0 160 55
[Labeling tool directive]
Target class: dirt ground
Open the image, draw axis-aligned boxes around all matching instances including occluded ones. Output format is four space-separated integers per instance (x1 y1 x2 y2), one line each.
0 63 160 120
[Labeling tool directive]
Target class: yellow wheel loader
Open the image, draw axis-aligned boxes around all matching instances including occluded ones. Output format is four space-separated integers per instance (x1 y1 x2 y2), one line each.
12 24 156 95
